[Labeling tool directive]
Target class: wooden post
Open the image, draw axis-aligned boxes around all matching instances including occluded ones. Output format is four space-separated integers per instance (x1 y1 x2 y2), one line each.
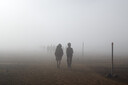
82 42 84 57
106 42 117 78
111 42 114 75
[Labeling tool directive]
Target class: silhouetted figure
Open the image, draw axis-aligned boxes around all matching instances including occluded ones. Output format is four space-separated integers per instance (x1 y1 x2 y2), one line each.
55 44 63 68
66 43 73 68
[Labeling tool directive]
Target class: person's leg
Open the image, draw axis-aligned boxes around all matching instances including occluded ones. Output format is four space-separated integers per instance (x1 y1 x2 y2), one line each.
68 57 71 68
58 58 60 68
57 60 59 68
69 56 72 68
56 57 58 68
56 57 59 68
67 57 70 68
58 57 62 68
58 60 61 68
67 57 69 67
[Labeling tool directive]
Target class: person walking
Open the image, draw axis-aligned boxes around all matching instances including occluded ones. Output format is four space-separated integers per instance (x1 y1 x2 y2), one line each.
66 43 73 68
55 44 63 68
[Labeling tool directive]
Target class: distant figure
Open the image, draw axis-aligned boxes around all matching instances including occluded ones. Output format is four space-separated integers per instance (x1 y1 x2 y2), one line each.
55 44 63 68
66 43 73 68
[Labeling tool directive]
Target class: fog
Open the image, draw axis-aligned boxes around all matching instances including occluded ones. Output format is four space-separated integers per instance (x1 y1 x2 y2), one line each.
0 0 128 57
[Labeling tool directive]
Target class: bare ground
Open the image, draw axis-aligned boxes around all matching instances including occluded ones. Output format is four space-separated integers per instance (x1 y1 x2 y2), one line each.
0 55 128 85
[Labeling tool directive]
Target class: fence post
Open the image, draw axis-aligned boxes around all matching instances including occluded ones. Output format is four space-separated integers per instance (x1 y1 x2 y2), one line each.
111 42 114 75
82 42 84 57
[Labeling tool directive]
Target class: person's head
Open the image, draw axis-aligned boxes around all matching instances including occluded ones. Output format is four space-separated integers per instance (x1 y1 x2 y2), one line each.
67 43 71 47
58 44 62 48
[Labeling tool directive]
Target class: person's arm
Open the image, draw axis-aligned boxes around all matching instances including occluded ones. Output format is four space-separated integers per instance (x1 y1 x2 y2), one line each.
72 48 73 54
55 49 57 56
61 49 63 56
66 48 67 54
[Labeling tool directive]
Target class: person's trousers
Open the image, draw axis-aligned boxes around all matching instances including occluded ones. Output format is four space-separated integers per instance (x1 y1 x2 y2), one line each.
67 56 72 68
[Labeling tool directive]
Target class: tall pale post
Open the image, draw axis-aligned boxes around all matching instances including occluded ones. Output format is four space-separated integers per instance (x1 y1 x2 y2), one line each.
82 42 84 57
111 42 114 75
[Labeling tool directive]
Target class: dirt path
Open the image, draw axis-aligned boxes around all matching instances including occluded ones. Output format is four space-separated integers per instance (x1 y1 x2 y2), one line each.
0 62 127 85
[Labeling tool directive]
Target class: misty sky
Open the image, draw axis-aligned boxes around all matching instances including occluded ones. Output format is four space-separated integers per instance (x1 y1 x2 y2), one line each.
0 0 128 56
